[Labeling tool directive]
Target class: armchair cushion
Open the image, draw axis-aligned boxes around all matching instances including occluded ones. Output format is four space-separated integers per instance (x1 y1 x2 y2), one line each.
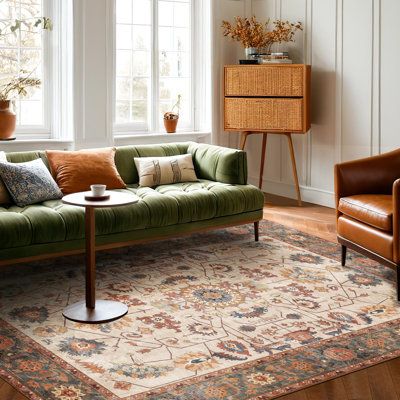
338 194 393 232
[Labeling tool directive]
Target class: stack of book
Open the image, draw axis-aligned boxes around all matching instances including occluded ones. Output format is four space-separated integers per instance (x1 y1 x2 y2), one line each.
259 52 292 64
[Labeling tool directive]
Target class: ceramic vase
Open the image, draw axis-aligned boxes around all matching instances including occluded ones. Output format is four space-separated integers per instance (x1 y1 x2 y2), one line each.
164 118 178 134
0 100 16 140
245 47 257 60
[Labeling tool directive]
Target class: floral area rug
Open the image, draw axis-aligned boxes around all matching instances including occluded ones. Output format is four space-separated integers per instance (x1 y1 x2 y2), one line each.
0 220 399 400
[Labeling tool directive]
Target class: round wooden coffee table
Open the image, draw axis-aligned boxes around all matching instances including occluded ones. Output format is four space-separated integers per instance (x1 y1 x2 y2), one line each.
62 191 140 324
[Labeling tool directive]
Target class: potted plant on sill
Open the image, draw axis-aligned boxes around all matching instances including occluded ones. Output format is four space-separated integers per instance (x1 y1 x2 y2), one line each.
0 73 41 140
163 95 182 134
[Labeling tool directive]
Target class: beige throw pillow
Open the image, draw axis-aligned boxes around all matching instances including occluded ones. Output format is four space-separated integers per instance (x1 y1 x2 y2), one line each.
0 151 11 205
134 154 198 187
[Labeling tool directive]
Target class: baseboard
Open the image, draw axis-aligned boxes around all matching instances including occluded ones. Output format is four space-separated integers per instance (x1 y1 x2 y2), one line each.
248 175 335 208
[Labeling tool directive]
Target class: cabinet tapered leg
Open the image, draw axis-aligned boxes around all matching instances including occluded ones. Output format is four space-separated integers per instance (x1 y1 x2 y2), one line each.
239 132 249 150
258 133 268 190
286 133 302 206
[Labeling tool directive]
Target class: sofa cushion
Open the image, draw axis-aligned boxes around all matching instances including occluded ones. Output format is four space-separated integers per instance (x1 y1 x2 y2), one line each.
0 181 264 248
46 148 126 194
115 143 189 184
0 159 63 207
187 142 247 185
135 154 198 187
0 207 32 248
338 194 392 232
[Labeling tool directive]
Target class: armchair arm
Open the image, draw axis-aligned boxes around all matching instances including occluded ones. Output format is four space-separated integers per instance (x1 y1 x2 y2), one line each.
393 179 400 263
188 142 247 185
334 149 400 209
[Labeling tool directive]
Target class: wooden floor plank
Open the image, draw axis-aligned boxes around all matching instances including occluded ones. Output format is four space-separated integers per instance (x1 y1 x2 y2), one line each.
342 369 373 400
367 363 399 400
388 358 400 397
277 390 308 400
304 379 349 400
0 380 27 400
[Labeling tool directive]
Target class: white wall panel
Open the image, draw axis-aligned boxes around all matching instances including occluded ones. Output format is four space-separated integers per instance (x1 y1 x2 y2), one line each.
280 0 307 188
212 0 246 147
341 0 373 161
309 0 337 192
73 0 113 149
380 0 400 153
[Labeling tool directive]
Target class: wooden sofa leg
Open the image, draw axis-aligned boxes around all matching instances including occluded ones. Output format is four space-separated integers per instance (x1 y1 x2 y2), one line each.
254 222 259 242
341 245 347 266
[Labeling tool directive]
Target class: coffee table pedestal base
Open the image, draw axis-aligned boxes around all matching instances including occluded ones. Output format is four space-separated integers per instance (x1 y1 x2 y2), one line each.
63 300 128 324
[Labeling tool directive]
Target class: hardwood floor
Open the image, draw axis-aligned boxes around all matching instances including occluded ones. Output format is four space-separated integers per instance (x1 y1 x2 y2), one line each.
263 193 337 242
0 194 398 399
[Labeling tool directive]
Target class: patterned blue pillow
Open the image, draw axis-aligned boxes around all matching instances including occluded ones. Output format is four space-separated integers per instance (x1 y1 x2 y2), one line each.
0 158 63 207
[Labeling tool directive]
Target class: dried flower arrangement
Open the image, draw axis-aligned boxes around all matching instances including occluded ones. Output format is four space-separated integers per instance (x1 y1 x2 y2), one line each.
0 72 41 101
222 16 303 53
221 16 268 49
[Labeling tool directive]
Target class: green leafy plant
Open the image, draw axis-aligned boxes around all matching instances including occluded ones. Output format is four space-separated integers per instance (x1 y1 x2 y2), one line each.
0 0 52 37
164 95 182 120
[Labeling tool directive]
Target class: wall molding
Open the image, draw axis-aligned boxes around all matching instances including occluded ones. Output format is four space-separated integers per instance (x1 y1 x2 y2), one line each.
371 0 381 156
250 175 335 208
334 0 343 165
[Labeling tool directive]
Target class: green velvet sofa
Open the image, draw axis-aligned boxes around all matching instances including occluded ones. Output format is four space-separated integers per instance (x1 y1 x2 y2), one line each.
0 142 264 264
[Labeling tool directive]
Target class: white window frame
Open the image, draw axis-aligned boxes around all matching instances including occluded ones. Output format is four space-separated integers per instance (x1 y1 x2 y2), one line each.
9 0 73 140
113 0 210 136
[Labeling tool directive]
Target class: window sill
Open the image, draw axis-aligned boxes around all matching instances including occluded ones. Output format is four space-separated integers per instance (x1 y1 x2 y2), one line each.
0 139 74 152
0 132 212 153
113 131 212 145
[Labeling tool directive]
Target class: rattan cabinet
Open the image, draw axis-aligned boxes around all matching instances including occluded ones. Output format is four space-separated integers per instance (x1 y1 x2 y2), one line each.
224 64 311 205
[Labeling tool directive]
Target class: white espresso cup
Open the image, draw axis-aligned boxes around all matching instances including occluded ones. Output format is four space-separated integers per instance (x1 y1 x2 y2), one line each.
90 184 106 197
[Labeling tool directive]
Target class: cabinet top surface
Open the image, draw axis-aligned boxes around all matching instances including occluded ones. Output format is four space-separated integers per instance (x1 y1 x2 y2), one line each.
225 64 310 68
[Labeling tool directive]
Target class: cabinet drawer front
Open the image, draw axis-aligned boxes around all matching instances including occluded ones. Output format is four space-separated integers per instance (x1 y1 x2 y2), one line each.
225 66 304 97
224 98 303 131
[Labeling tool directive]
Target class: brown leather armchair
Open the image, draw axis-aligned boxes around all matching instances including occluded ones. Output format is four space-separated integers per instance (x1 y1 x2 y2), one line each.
335 149 400 300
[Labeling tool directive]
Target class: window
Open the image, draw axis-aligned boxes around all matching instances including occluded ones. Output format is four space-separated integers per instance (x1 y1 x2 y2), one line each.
114 0 194 133
0 0 47 129
0 0 72 138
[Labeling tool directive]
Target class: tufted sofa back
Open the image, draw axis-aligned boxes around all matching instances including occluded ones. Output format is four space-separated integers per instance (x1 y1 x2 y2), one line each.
4 141 248 185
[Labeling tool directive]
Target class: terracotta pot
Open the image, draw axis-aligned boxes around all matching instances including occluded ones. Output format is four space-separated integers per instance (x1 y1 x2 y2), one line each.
164 118 178 134
0 100 16 140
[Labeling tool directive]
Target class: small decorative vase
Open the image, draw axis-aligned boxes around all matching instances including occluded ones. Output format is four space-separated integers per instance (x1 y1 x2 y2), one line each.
164 118 178 134
0 100 16 140
244 47 257 60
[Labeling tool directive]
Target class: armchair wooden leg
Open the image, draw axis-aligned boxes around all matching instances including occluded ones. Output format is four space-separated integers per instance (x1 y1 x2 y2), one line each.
341 245 347 266
254 222 259 242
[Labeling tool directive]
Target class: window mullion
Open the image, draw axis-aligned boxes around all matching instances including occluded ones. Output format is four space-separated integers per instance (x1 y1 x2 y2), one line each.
43 0 53 134
151 0 160 132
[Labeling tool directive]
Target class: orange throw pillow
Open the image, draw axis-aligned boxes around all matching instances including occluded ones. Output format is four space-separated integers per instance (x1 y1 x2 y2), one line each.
46 148 126 194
